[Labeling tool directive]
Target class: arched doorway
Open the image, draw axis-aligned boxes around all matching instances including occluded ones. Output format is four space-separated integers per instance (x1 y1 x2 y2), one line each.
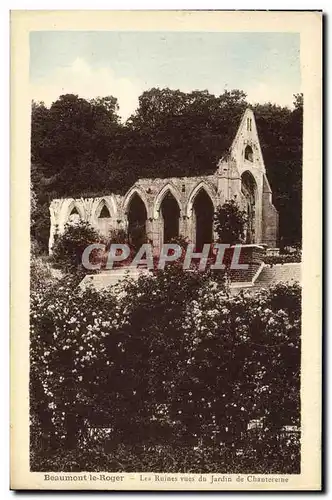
127 193 147 249
160 192 180 244
241 171 257 243
193 189 214 251
97 203 112 236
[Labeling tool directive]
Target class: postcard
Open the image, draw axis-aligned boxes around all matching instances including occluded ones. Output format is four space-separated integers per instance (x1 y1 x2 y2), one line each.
10 10 322 490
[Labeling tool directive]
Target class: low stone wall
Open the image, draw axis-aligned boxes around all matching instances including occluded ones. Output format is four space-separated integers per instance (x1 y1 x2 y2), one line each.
225 244 266 283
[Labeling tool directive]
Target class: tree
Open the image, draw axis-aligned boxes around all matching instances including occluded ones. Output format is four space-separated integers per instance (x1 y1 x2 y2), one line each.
214 200 247 245
31 94 122 197
31 95 123 250
254 97 303 246
125 88 248 179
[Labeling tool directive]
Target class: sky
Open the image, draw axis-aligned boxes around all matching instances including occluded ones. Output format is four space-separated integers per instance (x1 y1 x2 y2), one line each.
30 31 301 121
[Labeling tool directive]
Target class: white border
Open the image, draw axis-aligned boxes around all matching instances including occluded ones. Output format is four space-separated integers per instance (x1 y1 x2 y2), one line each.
6 5 326 497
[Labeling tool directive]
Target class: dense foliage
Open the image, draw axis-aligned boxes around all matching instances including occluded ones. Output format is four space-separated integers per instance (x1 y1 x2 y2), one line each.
263 254 302 266
30 240 57 292
51 221 104 274
31 89 303 250
30 266 301 473
262 246 302 266
214 200 247 245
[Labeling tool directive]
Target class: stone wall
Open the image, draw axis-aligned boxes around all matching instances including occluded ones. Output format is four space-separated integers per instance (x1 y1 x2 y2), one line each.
225 244 266 283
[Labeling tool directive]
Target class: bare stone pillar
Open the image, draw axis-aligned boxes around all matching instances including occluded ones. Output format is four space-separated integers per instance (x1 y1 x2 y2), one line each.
146 218 154 245
179 215 187 240
150 218 162 253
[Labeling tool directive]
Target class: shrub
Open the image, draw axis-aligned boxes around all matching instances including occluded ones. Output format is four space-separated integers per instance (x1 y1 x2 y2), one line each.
282 245 301 255
30 239 58 292
107 228 128 245
31 439 299 474
214 200 247 245
103 228 137 268
30 255 56 291
168 234 190 249
30 201 51 253
51 221 104 273
263 252 302 266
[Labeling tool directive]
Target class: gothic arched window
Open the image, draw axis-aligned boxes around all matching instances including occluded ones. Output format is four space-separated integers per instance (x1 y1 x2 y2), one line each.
99 205 111 218
68 206 81 224
97 202 112 236
70 207 79 216
244 145 254 162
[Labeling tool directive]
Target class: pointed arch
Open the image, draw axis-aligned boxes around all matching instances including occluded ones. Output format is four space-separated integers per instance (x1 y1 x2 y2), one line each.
66 199 85 222
186 181 216 218
159 191 181 245
92 197 116 237
123 186 150 219
241 170 258 243
192 188 215 250
99 205 111 218
153 182 182 219
94 196 117 220
125 191 148 249
241 170 257 198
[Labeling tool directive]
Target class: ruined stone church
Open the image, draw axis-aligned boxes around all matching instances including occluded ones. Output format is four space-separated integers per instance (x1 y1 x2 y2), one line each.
49 108 278 253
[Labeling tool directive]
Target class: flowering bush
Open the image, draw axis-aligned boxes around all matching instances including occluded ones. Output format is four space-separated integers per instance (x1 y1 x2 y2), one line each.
30 266 301 473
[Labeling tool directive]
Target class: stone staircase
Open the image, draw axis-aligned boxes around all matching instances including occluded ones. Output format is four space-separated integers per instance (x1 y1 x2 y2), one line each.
229 262 301 293
253 262 301 286
79 266 151 292
226 245 266 289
